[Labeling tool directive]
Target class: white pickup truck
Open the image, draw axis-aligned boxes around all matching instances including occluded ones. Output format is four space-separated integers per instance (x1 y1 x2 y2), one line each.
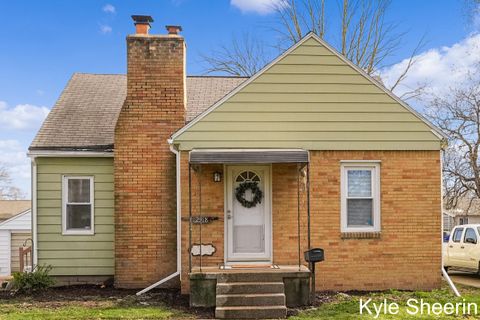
444 224 480 273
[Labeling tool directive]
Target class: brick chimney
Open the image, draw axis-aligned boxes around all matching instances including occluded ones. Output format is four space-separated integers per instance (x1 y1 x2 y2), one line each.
114 15 186 288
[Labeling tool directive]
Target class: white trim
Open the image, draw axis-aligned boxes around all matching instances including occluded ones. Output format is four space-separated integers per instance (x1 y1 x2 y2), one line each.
6 230 11 276
225 165 272 263
28 150 113 158
61 176 95 235
340 161 381 233
170 144 182 279
340 160 382 163
171 32 446 143
170 35 318 141
32 158 38 266
137 144 182 295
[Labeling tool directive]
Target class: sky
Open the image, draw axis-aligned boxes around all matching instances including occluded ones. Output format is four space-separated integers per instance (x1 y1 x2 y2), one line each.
0 0 479 198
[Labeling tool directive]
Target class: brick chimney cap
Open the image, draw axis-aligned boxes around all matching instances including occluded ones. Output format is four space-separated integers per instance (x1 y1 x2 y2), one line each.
166 25 183 34
132 15 154 25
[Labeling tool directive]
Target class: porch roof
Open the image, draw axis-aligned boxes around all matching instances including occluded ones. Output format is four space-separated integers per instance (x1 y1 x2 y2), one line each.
189 149 309 164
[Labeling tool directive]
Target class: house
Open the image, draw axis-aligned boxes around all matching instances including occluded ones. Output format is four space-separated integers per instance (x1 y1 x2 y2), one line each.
445 197 480 228
29 16 445 318
0 200 31 277
443 211 455 237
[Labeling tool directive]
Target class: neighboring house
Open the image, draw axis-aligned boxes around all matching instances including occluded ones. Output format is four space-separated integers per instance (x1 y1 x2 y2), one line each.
28 16 445 318
443 212 455 237
0 200 30 223
0 201 31 276
445 198 480 228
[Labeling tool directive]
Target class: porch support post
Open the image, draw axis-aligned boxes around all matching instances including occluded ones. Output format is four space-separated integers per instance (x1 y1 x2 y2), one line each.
297 163 301 271
188 163 192 273
307 162 311 251
198 165 203 272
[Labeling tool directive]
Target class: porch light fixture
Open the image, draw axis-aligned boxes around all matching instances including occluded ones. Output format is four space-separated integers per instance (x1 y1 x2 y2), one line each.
213 171 222 182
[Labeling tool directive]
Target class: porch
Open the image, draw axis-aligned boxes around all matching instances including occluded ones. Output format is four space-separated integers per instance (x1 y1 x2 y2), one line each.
190 265 310 318
181 149 313 317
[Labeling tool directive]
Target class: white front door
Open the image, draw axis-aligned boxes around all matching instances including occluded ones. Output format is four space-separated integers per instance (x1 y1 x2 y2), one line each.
226 165 271 263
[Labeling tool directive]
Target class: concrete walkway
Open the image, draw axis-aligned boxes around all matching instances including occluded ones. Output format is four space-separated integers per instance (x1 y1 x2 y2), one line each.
448 271 480 289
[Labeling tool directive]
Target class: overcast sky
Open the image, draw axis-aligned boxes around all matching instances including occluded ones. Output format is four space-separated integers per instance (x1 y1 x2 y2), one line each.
0 0 479 198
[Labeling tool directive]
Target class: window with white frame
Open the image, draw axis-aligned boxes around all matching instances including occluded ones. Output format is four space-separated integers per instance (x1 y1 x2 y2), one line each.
62 176 94 235
341 162 380 232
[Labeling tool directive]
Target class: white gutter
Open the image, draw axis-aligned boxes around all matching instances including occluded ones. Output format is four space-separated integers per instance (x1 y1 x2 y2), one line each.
440 149 460 297
31 157 38 266
136 142 182 295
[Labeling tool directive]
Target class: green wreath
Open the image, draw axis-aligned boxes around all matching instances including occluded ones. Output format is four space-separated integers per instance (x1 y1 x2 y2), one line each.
235 181 263 208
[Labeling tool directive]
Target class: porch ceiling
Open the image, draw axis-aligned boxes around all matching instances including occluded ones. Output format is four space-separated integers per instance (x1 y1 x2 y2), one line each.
189 149 309 164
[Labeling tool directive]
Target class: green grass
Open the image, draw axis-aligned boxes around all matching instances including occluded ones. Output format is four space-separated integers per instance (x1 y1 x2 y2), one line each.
0 298 193 320
3 284 480 319
293 286 480 319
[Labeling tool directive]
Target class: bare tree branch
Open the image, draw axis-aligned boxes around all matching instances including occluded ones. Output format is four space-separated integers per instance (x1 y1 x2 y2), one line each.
0 164 25 200
200 33 271 76
202 0 426 92
427 67 480 208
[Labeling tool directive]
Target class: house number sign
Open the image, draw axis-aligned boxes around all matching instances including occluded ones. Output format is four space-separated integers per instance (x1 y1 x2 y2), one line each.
182 216 219 224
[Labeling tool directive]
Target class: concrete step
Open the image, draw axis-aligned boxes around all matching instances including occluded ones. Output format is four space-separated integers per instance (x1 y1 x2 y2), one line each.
216 293 286 307
217 273 284 283
216 282 284 295
215 305 287 319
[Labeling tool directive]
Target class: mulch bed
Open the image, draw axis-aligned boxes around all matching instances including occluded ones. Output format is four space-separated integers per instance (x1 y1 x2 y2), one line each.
0 285 215 319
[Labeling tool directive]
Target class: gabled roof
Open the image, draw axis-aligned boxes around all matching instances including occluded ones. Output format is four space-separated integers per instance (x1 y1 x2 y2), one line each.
29 74 247 151
171 33 446 151
0 200 30 222
0 209 31 230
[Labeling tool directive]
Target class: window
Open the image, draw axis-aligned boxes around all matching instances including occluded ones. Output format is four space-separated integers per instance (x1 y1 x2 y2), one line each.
459 217 469 225
62 176 94 235
341 162 380 232
464 228 477 244
452 228 464 243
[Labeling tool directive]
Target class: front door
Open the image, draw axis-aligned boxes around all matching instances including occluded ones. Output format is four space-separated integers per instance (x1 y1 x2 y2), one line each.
226 165 271 263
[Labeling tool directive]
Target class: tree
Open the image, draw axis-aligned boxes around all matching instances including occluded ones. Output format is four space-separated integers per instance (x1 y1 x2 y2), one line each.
200 32 271 77
426 68 480 209
202 0 424 94
0 164 25 200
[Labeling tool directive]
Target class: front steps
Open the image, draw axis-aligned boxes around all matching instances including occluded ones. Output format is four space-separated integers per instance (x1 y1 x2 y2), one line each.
215 274 287 319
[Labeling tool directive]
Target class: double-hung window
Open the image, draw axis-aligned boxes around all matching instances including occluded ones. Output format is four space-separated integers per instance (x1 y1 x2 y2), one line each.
62 176 94 235
341 162 380 232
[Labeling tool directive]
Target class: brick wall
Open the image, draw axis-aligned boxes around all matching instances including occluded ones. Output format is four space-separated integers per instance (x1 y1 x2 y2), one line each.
180 150 442 292
114 34 185 288
310 151 442 291
179 155 225 293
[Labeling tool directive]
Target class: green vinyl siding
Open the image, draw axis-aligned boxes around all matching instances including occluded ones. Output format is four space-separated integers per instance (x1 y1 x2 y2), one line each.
36 157 114 276
173 36 442 150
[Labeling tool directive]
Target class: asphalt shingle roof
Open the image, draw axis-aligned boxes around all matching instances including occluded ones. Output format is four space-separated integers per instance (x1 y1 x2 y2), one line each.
30 73 247 151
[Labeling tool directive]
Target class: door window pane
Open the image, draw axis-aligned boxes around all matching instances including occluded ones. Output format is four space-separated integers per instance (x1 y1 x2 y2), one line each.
464 228 477 244
453 228 464 242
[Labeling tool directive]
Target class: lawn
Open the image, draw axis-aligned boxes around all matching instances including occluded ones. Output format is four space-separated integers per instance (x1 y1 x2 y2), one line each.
2 284 480 319
0 286 199 320
291 285 480 319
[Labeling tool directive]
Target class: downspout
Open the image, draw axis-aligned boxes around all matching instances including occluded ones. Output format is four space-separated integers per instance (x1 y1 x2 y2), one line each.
440 148 460 297
136 141 181 295
30 155 38 267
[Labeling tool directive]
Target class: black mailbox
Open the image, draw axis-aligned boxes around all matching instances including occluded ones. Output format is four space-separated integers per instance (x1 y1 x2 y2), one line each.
304 248 324 263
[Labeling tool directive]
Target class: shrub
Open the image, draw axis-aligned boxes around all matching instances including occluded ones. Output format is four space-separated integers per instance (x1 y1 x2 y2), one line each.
12 265 55 293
